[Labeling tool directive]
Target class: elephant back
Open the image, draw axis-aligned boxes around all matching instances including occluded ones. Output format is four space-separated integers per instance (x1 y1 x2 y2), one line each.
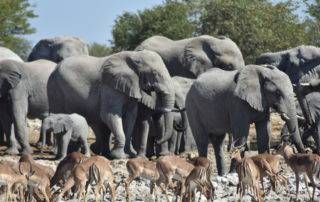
0 47 23 62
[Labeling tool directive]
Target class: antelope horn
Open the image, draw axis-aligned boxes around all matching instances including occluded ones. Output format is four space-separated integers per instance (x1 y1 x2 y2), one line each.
299 83 311 87
296 114 306 121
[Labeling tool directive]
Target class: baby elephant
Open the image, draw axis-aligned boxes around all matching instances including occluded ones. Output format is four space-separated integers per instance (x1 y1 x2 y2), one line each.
41 113 90 159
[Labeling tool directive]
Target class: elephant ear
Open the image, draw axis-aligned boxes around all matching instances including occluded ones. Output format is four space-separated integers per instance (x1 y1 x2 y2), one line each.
181 37 213 77
1 61 22 89
234 66 266 112
5 70 21 89
101 53 142 99
53 116 73 134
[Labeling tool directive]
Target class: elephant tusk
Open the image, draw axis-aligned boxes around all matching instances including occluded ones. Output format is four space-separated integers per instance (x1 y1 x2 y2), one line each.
296 114 305 121
171 108 186 113
299 83 311 87
280 113 290 121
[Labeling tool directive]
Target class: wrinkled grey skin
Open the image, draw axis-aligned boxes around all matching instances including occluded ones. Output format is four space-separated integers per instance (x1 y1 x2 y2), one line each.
41 113 90 160
282 92 320 154
256 45 320 84
132 77 189 157
0 47 23 148
28 36 89 63
186 65 305 175
0 47 23 62
47 50 175 159
0 59 56 154
168 76 196 154
136 35 245 78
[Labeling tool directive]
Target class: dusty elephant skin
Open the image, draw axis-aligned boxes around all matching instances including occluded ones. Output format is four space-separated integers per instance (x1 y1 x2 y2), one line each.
136 35 245 78
0 59 56 155
186 64 305 175
0 47 23 62
256 45 320 84
47 50 176 159
28 36 89 63
132 76 191 157
40 113 90 160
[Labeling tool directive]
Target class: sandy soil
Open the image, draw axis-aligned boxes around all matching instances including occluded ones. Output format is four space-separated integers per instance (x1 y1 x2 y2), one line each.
0 114 319 201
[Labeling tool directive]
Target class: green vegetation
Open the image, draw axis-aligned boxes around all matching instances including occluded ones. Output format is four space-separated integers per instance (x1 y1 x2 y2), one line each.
88 42 113 57
0 0 37 60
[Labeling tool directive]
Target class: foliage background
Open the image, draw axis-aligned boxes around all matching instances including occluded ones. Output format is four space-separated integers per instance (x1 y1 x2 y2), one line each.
0 0 319 62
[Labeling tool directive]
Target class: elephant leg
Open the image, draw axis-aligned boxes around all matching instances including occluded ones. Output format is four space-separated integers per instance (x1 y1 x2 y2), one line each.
11 98 32 154
90 123 111 156
153 113 170 156
169 130 178 154
188 116 208 156
57 132 71 160
3 121 20 155
210 134 227 176
176 131 183 154
100 87 128 159
255 118 271 154
314 122 320 154
79 136 90 157
123 100 138 157
137 118 152 157
183 127 196 152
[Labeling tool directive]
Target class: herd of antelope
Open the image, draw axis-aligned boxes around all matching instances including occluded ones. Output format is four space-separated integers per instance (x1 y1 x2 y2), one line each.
0 138 319 202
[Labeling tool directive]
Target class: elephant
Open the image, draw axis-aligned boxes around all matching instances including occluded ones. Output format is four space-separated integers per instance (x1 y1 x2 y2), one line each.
0 47 23 62
168 76 196 154
186 64 305 175
28 36 89 63
47 50 176 159
0 59 56 154
131 77 189 157
255 45 320 84
281 92 320 154
135 35 245 78
0 47 23 147
41 113 90 160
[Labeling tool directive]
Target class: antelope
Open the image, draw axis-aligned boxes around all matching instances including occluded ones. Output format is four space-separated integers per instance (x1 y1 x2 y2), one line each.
230 144 263 202
50 152 86 188
19 154 51 202
124 157 160 201
19 154 55 180
277 138 320 201
54 155 116 201
0 161 32 201
183 157 215 202
250 153 287 192
156 155 195 201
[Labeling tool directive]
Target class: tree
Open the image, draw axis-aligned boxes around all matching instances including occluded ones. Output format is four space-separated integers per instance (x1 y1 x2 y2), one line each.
197 0 310 63
304 0 320 46
0 0 37 60
111 0 196 51
88 42 113 57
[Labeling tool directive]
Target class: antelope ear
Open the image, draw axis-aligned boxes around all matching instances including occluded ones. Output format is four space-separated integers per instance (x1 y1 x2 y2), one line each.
234 66 266 112
101 53 141 99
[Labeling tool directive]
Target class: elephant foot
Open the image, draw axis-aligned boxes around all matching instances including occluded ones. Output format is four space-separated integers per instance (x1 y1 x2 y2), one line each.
125 146 137 158
159 150 171 156
5 147 19 155
36 141 45 149
137 151 146 158
110 147 128 159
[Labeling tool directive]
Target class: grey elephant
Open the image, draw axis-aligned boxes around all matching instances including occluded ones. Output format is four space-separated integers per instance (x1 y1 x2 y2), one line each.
0 59 56 154
168 76 196 154
28 36 89 63
47 50 176 159
41 113 90 160
0 47 23 62
136 35 245 78
131 78 188 157
186 65 305 175
255 45 320 84
0 47 23 148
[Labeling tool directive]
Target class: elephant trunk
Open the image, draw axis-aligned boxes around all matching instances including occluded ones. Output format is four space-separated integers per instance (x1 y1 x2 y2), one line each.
173 109 188 132
156 92 175 144
281 98 305 153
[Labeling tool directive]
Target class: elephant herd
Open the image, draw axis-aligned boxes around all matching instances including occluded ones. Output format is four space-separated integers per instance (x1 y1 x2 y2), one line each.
1 35 320 176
